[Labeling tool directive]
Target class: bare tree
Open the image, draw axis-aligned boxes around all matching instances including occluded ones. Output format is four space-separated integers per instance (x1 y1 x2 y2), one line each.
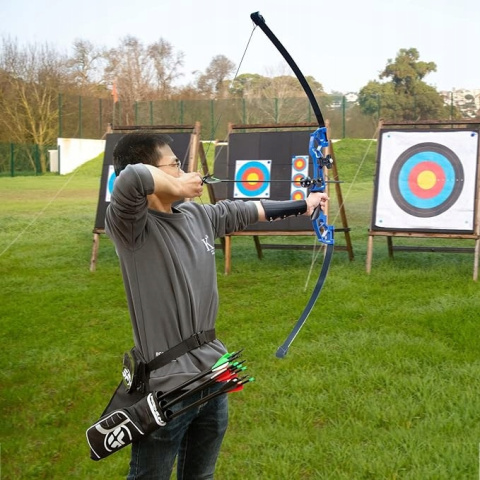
0 37 69 170
195 55 235 98
68 39 105 94
105 36 184 100
148 39 184 98
104 36 152 106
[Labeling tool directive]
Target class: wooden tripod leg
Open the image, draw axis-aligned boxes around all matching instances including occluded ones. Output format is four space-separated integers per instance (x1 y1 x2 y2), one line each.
90 233 100 272
224 236 231 275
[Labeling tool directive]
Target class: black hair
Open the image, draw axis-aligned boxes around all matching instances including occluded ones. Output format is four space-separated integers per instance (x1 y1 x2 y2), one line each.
112 132 173 176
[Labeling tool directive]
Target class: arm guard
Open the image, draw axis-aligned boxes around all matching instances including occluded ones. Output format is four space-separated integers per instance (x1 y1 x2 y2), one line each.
260 199 307 222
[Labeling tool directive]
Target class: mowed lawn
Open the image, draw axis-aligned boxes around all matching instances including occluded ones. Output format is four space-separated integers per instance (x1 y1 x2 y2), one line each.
1 139 480 479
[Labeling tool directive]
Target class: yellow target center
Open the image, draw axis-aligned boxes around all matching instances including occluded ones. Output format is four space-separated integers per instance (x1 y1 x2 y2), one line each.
294 159 306 169
417 170 436 190
246 172 260 184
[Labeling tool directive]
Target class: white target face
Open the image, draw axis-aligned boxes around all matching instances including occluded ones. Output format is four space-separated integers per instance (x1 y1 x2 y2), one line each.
233 160 271 198
291 155 308 200
373 130 478 232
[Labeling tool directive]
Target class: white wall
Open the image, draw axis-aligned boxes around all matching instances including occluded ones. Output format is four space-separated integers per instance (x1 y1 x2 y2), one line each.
51 138 106 175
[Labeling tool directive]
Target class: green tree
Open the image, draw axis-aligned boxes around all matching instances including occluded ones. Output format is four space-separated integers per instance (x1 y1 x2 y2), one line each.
229 73 266 98
358 48 453 121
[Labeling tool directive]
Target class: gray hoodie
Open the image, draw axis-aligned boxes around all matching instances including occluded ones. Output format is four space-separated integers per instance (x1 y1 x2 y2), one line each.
105 163 258 391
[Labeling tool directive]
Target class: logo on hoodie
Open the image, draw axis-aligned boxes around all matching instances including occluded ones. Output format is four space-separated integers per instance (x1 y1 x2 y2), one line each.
201 235 215 255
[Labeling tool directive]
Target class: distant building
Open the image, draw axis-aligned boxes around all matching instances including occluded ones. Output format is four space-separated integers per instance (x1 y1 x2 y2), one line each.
345 92 358 103
439 88 480 118
327 92 359 108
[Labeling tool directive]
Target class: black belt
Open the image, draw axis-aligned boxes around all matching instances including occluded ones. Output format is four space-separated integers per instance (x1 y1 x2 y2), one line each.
146 329 216 372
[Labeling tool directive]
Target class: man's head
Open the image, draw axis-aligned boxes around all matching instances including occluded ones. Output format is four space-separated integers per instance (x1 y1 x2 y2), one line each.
113 133 175 176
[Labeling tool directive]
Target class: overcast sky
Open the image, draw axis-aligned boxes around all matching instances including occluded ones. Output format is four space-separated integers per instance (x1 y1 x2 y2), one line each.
2 0 479 94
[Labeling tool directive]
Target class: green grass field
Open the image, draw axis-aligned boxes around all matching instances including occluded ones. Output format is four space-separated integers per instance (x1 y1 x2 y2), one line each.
1 139 480 479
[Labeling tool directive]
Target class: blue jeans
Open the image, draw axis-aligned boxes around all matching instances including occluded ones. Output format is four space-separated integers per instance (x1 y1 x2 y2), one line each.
127 384 229 480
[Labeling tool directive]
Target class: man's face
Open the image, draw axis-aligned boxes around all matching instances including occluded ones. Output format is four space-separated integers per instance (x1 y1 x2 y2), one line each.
156 145 183 177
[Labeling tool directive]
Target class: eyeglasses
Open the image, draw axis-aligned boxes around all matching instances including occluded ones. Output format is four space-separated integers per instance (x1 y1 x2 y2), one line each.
157 159 181 170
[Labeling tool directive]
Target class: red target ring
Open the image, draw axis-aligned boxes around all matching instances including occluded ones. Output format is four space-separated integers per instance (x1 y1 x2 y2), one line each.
408 161 445 199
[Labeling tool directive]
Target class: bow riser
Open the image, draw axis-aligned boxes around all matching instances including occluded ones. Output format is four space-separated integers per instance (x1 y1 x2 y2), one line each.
309 127 335 245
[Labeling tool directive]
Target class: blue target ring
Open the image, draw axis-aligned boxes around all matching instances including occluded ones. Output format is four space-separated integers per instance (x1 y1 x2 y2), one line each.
235 161 270 197
390 143 463 217
108 169 117 196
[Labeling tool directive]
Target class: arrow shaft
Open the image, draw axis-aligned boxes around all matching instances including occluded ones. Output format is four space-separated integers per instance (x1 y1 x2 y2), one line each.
203 175 341 185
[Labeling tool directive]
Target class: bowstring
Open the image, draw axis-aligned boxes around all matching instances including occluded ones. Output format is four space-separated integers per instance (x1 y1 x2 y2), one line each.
201 21 257 163
303 124 380 291
0 167 80 258
198 22 258 228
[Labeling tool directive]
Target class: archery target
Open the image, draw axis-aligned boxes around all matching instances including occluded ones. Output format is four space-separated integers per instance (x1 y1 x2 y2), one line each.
105 165 117 202
233 160 271 198
291 155 309 200
373 130 478 231
292 155 308 172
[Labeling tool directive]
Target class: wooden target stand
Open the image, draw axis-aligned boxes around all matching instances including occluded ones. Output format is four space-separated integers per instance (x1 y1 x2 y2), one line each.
89 122 202 272
199 121 354 275
365 120 480 280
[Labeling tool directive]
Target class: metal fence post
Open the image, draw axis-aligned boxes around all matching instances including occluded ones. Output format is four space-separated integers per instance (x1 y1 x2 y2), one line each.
210 100 214 140
34 144 40 174
78 96 83 138
10 143 14 177
58 93 63 138
99 98 103 137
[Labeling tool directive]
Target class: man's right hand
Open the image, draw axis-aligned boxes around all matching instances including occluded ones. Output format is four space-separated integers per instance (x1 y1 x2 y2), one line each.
178 172 204 198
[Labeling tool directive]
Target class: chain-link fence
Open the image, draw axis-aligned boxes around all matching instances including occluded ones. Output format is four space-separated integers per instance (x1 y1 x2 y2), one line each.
1 91 477 176
110 95 409 140
0 143 55 177
57 92 475 141
58 94 114 140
